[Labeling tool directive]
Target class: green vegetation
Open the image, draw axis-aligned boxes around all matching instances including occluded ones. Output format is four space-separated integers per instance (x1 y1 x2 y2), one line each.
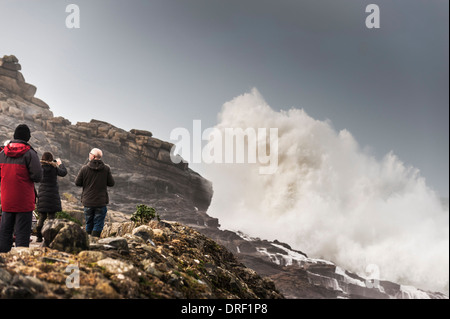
56 211 82 226
130 204 160 225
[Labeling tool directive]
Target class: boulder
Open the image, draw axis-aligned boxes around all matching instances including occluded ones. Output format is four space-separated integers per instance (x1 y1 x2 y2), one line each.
132 225 154 242
1 55 19 63
0 67 18 79
96 257 137 279
19 82 37 99
0 74 22 94
101 221 136 238
130 129 152 137
78 250 106 263
42 219 89 253
97 237 129 253
31 97 50 109
1 62 21 71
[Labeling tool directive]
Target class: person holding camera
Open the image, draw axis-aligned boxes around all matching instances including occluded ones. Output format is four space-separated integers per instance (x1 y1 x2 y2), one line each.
35 152 68 242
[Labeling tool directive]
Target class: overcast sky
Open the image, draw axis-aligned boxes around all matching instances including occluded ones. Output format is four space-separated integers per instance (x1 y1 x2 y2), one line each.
1 0 448 197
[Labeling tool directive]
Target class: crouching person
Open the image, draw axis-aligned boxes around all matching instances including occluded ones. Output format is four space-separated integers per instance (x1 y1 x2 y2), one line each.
75 148 114 237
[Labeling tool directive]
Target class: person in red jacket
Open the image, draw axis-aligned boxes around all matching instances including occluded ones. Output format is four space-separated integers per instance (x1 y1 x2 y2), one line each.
0 124 42 252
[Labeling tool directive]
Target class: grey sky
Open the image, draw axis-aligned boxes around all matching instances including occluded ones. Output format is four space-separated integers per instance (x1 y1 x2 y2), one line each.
0 0 448 197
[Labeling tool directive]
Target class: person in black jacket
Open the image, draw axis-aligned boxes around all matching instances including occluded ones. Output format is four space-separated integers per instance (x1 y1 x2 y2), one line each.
36 152 68 242
75 148 114 237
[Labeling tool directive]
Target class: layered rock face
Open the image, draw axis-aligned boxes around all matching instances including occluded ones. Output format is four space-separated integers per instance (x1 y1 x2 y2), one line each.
0 55 214 228
0 55 48 109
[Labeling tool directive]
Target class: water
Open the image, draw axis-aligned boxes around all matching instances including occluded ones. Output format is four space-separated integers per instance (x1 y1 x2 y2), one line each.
205 88 449 294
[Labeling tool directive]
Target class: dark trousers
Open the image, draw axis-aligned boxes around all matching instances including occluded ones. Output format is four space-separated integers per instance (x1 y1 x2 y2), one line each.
0 211 32 253
36 212 56 237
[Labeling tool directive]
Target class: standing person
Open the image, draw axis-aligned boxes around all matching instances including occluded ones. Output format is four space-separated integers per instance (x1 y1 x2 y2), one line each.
0 124 42 252
75 148 114 237
35 152 68 242
0 141 9 222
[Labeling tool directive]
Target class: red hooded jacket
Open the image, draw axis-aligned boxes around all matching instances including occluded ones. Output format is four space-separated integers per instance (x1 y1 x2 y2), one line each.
0 141 42 212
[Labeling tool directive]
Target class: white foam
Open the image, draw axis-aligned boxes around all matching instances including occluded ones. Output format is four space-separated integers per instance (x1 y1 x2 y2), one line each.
206 88 449 294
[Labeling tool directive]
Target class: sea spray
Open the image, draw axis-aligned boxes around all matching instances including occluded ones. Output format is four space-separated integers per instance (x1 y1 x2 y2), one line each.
205 88 449 294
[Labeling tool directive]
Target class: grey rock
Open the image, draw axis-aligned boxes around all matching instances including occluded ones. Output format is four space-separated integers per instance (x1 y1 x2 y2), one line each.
130 128 152 137
1 285 34 299
0 268 12 285
96 257 136 278
131 225 154 242
11 275 46 293
1 55 19 63
78 250 106 263
1 61 21 71
42 219 89 254
97 237 129 252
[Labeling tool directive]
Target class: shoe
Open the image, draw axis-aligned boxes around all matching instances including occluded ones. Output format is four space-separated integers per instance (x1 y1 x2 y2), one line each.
91 230 102 237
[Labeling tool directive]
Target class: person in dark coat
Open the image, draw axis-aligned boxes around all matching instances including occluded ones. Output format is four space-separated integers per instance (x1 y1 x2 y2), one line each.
36 152 68 242
0 124 42 252
75 148 114 237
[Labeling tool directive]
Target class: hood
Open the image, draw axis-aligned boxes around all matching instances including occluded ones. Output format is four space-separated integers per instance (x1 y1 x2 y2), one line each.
3 142 31 158
88 159 105 171
41 160 58 168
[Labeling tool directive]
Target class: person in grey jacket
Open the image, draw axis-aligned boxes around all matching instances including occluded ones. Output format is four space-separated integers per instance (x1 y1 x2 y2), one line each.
75 148 114 237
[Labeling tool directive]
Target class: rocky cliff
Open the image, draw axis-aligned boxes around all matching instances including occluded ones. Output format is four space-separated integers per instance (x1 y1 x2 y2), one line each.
0 55 215 227
0 218 282 299
1 55 447 299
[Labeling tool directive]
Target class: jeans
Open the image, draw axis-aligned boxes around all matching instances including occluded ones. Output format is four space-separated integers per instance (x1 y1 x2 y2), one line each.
0 211 32 253
84 206 107 233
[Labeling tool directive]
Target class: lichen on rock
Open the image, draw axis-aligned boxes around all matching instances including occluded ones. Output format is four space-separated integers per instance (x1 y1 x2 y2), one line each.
0 219 283 299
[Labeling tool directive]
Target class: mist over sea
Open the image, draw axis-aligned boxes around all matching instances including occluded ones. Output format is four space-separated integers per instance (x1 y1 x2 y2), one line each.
205 88 449 294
